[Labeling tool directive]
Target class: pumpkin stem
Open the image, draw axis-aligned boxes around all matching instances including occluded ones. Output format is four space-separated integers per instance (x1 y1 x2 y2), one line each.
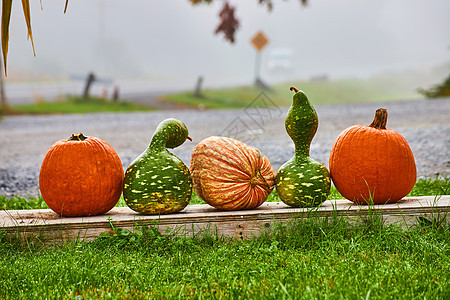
249 151 274 193
369 108 388 129
290 86 299 93
68 133 87 141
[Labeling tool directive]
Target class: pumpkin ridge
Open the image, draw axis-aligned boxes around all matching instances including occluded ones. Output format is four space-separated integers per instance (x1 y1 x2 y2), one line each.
93 137 123 214
214 139 256 176
198 154 251 179
92 138 108 213
230 139 261 175
201 143 251 176
218 138 255 175
223 186 256 210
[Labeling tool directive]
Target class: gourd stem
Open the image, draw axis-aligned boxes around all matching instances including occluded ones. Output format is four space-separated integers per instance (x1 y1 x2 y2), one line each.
249 152 274 192
369 108 388 129
68 133 87 141
290 86 299 93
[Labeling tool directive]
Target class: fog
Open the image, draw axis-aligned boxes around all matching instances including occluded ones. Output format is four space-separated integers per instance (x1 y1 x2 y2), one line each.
6 0 450 87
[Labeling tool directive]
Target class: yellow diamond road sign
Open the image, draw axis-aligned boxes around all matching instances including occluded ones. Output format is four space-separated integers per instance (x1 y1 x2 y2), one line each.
251 31 269 52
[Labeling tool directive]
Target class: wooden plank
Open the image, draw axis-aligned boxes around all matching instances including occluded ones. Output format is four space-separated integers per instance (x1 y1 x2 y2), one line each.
1 196 449 242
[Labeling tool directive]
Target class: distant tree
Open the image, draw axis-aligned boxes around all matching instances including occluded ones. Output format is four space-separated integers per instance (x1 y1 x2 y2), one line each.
418 73 450 99
189 0 309 43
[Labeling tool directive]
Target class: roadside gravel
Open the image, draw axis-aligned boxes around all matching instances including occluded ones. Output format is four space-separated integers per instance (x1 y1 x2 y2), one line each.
1 98 449 197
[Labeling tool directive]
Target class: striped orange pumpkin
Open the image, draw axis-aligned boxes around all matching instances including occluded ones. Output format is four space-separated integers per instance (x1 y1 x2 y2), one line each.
190 136 275 210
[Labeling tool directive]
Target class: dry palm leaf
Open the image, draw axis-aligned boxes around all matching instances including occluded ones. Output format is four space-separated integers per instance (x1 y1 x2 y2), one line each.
21 0 36 56
1 0 13 75
0 0 69 75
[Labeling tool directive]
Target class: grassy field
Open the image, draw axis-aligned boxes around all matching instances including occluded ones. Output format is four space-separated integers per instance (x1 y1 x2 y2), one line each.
0 76 427 115
1 206 449 298
1 96 152 115
0 178 449 299
161 76 423 109
1 219 449 299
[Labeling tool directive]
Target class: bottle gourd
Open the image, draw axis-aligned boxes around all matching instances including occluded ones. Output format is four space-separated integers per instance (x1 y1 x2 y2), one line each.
123 118 192 214
275 87 331 207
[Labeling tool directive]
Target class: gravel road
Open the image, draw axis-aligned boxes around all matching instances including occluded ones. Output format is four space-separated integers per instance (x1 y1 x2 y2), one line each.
1 97 449 197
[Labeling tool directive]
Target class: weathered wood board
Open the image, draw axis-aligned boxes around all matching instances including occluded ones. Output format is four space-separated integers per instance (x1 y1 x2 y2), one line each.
1 196 449 242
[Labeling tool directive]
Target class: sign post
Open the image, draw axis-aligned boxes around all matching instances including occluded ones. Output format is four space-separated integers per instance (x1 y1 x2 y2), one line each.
250 31 269 87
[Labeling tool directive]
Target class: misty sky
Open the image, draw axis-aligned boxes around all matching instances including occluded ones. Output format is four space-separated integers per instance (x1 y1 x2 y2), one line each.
6 0 450 86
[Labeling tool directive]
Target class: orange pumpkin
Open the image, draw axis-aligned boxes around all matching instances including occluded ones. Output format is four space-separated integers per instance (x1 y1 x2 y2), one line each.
190 136 275 210
39 133 124 216
329 108 416 204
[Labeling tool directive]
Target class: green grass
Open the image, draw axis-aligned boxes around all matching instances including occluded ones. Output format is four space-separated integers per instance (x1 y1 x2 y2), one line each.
0 206 448 299
162 76 423 109
1 177 448 211
3 96 152 115
0 178 448 298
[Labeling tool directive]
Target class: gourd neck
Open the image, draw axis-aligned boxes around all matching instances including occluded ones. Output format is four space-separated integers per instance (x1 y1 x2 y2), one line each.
294 145 310 157
286 86 317 158
369 108 388 129
149 130 170 152
149 119 191 152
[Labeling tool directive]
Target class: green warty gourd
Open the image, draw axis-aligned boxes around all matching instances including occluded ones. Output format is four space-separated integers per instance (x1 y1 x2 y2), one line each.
275 87 331 207
123 118 192 214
